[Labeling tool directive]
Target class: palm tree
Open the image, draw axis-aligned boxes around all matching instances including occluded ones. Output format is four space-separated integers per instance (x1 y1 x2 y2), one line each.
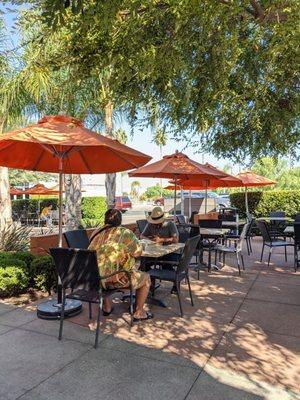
130 180 141 199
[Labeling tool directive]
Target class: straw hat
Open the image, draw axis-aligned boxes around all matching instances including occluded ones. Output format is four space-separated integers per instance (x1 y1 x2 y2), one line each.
147 206 165 224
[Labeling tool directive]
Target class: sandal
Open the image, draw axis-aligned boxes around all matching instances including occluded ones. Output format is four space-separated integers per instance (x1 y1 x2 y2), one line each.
133 312 154 323
102 307 114 317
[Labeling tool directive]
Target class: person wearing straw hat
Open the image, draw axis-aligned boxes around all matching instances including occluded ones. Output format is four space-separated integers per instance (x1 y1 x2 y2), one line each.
141 206 179 244
141 206 180 294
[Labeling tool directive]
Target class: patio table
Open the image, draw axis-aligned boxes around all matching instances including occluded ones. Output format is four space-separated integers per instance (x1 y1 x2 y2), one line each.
141 241 185 258
199 228 230 271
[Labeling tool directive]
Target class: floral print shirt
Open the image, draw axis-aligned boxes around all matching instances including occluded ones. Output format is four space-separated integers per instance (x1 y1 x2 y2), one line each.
88 226 142 283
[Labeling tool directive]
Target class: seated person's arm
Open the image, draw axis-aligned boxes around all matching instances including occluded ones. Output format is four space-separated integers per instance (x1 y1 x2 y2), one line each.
140 223 155 241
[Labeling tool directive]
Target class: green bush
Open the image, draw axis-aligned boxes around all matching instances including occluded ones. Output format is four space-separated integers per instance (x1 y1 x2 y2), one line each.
230 190 300 218
0 267 29 297
81 197 107 223
12 198 59 216
30 256 57 294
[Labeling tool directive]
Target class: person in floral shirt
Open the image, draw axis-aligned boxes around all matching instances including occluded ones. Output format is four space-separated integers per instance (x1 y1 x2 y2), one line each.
89 208 153 322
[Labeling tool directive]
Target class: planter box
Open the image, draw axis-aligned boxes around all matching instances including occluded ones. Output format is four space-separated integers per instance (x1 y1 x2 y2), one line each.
30 223 138 256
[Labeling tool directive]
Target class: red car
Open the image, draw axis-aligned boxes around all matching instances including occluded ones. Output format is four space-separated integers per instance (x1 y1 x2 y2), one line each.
153 197 165 206
115 196 132 213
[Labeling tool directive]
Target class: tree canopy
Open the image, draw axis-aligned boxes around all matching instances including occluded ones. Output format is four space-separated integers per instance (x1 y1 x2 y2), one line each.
2 1 300 163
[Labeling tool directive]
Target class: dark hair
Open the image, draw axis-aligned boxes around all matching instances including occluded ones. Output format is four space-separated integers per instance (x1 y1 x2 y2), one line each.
89 208 122 244
104 208 122 227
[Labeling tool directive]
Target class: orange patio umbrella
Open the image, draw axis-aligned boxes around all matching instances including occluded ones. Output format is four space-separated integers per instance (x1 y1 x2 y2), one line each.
129 151 227 215
236 171 276 214
166 163 243 212
0 114 151 319
0 115 151 246
10 187 25 196
24 183 61 195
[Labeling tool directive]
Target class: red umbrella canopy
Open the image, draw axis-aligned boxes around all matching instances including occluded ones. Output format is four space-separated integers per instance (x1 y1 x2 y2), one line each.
0 115 151 174
129 151 226 180
236 171 276 187
10 187 24 195
174 163 243 188
24 183 62 195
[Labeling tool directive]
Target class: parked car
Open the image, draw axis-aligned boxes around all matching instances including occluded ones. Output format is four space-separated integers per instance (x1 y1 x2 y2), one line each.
115 196 132 213
153 197 165 206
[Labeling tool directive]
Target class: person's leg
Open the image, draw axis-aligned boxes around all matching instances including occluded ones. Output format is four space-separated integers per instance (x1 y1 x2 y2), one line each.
103 297 112 313
133 274 151 319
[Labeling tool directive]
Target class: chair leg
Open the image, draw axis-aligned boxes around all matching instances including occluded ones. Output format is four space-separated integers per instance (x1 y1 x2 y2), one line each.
246 238 250 255
129 286 134 327
284 245 287 262
214 250 217 266
241 253 245 270
186 274 194 307
176 281 183 317
58 290 66 341
236 253 241 276
94 296 102 349
260 242 265 262
249 238 252 253
223 252 225 267
267 247 272 267
88 302 92 320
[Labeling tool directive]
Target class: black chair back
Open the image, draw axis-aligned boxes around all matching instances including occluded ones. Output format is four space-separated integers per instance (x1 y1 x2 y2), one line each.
64 229 90 249
269 211 285 218
177 215 186 224
294 223 300 247
178 227 190 243
199 219 222 229
50 248 100 292
256 220 272 243
136 219 148 234
177 236 200 273
294 213 300 223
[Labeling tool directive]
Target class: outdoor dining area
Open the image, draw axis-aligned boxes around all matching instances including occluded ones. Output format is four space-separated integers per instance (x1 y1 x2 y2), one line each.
0 115 299 400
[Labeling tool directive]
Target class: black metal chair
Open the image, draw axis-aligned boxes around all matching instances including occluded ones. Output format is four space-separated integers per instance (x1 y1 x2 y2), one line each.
177 214 187 225
269 211 287 237
136 219 148 235
294 223 300 272
256 220 294 266
64 229 90 249
148 235 200 317
198 219 222 229
214 223 249 275
50 248 134 348
294 213 300 223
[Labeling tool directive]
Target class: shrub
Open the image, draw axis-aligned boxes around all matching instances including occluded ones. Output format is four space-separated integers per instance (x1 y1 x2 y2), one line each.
0 267 29 297
0 224 31 252
12 198 59 216
81 197 107 223
230 190 300 218
30 256 57 294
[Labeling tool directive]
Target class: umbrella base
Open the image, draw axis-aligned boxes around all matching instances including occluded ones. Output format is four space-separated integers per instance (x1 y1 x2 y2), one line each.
37 298 82 320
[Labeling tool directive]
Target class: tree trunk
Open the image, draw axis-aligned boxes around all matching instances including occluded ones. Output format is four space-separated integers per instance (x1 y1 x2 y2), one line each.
104 101 116 209
0 167 12 230
64 174 82 230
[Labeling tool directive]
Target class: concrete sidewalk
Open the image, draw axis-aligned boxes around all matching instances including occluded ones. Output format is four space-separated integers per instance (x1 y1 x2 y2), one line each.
0 237 299 400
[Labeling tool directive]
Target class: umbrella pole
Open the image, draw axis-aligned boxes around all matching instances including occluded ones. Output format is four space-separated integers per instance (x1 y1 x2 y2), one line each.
58 169 63 247
245 186 249 215
189 190 192 218
174 176 177 220
205 180 208 213
180 189 184 215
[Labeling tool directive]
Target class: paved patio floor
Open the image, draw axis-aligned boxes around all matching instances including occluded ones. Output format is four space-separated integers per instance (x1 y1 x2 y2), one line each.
0 237 299 400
